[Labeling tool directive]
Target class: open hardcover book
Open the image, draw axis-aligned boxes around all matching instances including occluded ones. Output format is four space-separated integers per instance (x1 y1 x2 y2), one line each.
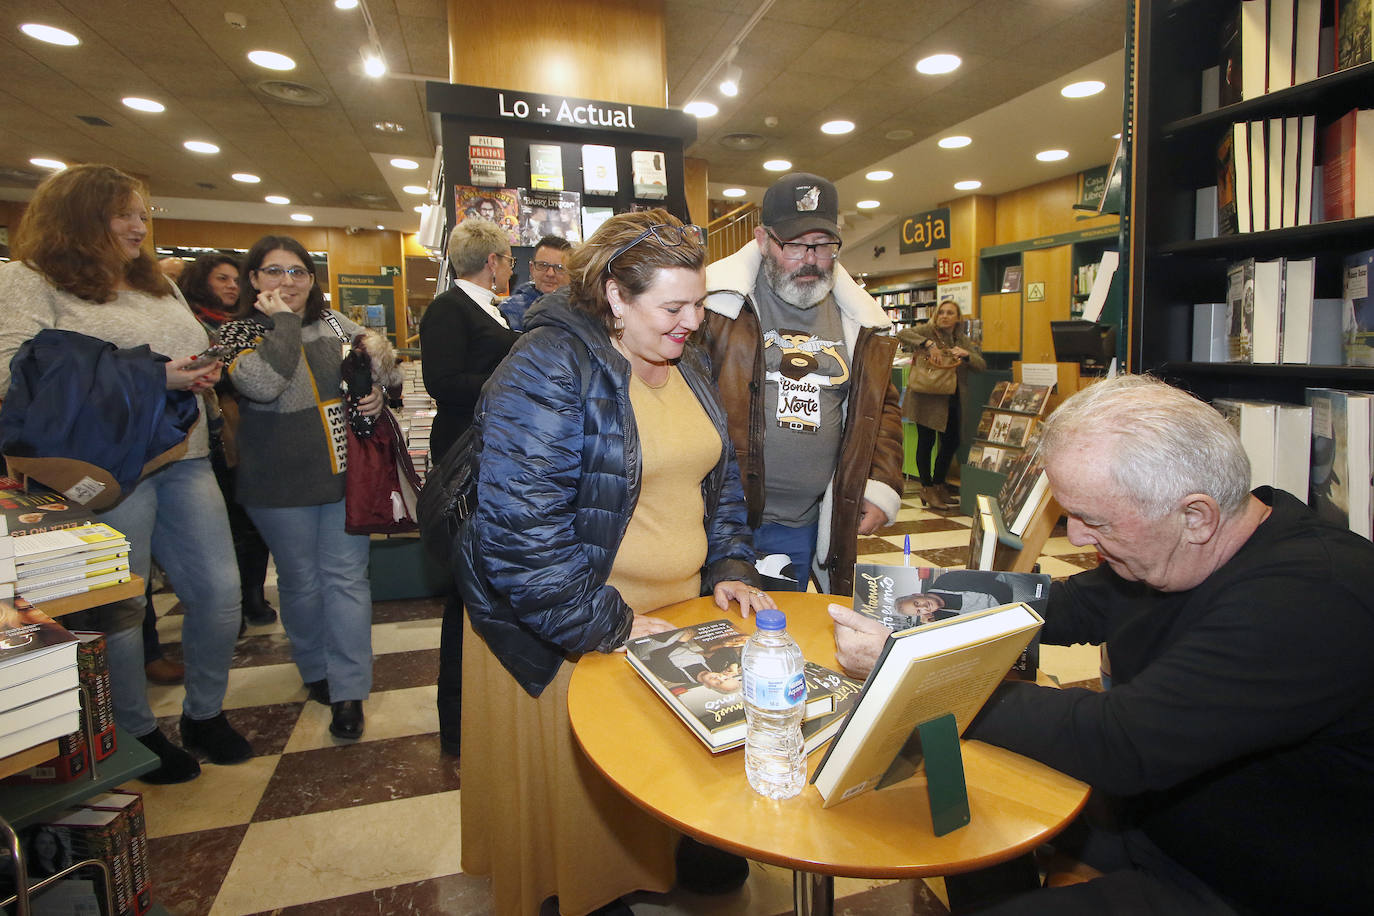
812 601 1044 807
624 619 856 753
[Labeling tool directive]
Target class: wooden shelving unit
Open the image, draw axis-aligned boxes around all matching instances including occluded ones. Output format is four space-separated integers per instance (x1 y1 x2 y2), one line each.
1129 1 1374 401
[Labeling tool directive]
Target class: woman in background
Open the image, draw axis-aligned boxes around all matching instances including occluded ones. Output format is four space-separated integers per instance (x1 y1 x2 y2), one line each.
179 254 278 630
419 218 521 757
0 164 248 784
223 236 401 741
458 210 772 915
898 298 985 510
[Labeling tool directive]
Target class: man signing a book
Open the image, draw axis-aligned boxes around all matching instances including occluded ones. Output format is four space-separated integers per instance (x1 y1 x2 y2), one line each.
829 375 1374 915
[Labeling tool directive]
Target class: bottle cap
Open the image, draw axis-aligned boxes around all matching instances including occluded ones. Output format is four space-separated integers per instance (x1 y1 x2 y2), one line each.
755 608 786 631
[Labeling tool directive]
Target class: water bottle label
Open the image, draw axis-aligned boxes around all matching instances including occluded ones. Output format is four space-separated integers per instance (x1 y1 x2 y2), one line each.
744 672 806 710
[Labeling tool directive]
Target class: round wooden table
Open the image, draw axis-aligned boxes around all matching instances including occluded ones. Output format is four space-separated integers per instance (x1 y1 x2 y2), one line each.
568 592 1090 915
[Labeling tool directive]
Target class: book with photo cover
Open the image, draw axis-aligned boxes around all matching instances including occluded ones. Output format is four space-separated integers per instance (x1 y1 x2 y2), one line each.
0 598 79 676
468 134 506 187
812 602 1044 807
631 150 668 199
454 185 521 245
801 668 864 756
0 479 95 538
998 426 1049 535
1001 383 1052 415
1001 265 1023 293
529 143 565 190
852 563 1049 679
517 188 582 245
986 380 1013 409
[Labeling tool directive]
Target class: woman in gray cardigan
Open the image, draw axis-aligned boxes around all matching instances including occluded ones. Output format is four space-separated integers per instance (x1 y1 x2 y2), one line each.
897 299 985 510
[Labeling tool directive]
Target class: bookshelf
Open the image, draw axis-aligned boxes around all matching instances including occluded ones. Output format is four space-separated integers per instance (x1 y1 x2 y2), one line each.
1130 1 1374 402
870 281 937 333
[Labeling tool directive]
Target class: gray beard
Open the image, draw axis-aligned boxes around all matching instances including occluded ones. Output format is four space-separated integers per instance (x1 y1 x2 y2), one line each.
760 255 835 309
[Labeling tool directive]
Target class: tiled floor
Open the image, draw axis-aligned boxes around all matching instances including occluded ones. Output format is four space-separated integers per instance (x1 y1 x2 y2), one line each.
130 481 1101 915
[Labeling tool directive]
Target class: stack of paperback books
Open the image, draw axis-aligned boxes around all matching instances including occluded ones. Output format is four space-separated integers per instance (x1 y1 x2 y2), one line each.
0 479 132 605
0 601 80 760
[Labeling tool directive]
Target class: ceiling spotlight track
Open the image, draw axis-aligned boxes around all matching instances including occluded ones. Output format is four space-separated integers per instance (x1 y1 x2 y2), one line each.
354 0 388 77
680 0 778 106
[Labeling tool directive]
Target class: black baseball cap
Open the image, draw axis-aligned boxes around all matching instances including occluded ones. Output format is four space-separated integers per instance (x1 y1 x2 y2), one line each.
761 172 840 240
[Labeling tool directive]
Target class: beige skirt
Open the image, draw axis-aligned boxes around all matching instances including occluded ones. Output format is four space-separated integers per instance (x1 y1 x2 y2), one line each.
460 616 677 915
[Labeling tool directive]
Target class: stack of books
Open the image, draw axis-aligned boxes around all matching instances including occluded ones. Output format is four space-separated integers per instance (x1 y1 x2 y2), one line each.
0 601 80 760
397 362 437 481
0 479 132 605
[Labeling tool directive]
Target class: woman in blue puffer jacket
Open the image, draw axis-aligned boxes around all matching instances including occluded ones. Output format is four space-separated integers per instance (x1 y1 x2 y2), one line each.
457 210 774 916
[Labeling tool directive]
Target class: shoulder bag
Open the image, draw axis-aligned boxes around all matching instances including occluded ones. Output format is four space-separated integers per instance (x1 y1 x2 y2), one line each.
907 343 960 395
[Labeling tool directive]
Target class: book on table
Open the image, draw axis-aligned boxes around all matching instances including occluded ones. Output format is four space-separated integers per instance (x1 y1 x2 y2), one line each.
624 618 851 753
811 601 1044 808
0 479 95 537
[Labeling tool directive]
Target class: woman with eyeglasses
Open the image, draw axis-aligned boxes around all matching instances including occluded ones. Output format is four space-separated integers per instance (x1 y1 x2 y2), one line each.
456 209 774 915
419 218 520 759
0 164 249 784
220 235 401 741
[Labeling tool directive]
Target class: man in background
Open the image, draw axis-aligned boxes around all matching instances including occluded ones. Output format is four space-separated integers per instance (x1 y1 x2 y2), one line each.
700 172 903 596
831 375 1374 914
500 235 571 331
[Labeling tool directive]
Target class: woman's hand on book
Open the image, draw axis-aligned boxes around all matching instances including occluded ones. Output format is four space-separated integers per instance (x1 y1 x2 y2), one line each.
628 613 677 642
828 603 893 679
713 580 776 618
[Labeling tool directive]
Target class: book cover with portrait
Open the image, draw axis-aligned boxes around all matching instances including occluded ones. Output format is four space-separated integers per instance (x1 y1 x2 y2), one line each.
453 185 521 245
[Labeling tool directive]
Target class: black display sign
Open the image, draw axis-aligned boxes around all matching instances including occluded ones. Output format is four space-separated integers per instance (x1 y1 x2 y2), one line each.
426 82 697 143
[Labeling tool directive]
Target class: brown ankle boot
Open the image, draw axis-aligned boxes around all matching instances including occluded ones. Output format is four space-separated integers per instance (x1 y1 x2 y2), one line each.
921 485 949 510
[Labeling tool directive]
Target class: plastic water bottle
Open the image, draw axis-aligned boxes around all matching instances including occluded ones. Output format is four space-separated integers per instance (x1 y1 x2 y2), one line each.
742 608 806 799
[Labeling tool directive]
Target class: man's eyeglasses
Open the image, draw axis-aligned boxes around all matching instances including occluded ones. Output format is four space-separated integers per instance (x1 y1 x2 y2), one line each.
608 223 706 266
764 228 841 262
531 260 567 274
256 266 311 281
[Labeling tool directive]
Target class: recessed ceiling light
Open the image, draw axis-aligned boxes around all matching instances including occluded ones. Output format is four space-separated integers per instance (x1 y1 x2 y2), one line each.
413 205 426 213
938 135 972 149
856 200 880 209
232 172 261 184
374 121 404 133
1036 149 1070 162
376 224 385 230
763 159 792 172
402 185 428 195
684 100 719 118
335 0 360 8
248 50 296 71
122 97 164 113
821 120 855 135
916 53 961 75
265 195 290 204
290 213 313 222
722 188 747 198
29 157 66 171
954 179 982 191
184 140 220 154
866 170 893 181
1061 80 1106 98
390 158 420 170
20 24 79 46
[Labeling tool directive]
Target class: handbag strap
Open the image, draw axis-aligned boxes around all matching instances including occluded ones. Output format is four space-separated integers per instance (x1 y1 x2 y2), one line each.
321 310 350 343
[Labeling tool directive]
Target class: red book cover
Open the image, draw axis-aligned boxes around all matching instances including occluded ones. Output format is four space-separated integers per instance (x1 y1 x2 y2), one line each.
85 791 153 914
74 631 117 761
1324 109 1358 221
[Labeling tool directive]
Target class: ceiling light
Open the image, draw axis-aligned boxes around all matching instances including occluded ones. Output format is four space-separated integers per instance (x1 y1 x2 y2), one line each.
30 157 66 171
1061 80 1106 98
184 140 220 154
866 170 893 181
362 48 387 78
335 0 360 8
122 97 164 113
290 213 313 222
376 225 385 230
248 50 296 71
402 185 427 195
265 195 290 204
821 120 855 135
1036 149 1070 162
916 53 961 75
232 172 261 183
856 200 880 209
954 179 982 191
763 159 791 172
374 121 404 133
684 100 719 118
1112 132 1122 139
722 188 747 198
413 205 426 213
938 135 972 149
390 158 420 170
20 24 80 46
719 63 742 98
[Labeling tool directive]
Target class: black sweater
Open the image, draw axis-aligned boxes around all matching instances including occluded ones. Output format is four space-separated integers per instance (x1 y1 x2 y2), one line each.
967 488 1374 914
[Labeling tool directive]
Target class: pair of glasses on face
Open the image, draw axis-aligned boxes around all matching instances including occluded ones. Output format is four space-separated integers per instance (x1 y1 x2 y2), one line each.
764 228 842 262
531 260 567 274
256 266 311 282
607 223 706 266
495 253 516 268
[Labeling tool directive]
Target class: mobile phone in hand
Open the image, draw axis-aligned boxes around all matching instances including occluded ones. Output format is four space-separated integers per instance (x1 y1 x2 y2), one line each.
185 343 232 371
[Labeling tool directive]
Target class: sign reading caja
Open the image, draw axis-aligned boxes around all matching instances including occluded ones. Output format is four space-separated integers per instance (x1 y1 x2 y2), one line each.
899 207 951 254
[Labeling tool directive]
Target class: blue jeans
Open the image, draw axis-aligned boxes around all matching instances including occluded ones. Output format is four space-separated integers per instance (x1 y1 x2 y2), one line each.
246 500 374 701
95 458 241 736
752 521 818 592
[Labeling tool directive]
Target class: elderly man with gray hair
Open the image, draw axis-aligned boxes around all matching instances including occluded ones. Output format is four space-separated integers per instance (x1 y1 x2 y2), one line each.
830 375 1374 914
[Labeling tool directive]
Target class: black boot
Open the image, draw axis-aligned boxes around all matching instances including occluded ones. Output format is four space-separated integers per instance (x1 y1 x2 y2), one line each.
135 728 201 784
180 712 253 765
241 587 278 627
330 700 365 740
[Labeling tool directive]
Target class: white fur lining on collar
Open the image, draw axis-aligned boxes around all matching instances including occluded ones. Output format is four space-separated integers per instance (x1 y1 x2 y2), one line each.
704 240 891 329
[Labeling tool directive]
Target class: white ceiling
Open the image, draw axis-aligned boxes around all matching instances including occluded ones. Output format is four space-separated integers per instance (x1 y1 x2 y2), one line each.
0 0 1128 251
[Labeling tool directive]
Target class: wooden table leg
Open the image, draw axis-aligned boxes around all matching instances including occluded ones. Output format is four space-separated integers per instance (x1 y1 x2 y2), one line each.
793 870 834 916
